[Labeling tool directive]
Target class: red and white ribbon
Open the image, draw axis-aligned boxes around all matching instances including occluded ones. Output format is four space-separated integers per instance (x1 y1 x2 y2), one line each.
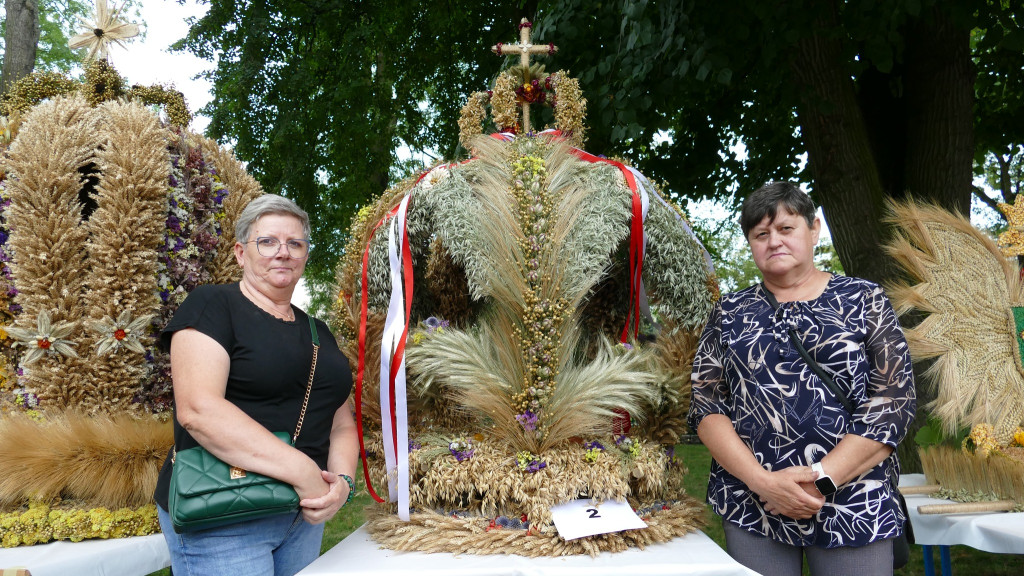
378 194 413 521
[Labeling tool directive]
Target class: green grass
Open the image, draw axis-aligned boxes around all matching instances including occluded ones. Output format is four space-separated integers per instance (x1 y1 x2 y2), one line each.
148 444 1023 575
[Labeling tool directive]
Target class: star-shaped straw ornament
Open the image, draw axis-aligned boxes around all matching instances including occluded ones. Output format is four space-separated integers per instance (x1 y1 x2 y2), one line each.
87 309 153 355
4 310 79 365
68 0 140 61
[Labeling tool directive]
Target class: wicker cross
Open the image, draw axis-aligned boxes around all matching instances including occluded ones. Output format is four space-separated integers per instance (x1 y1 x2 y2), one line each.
491 18 559 133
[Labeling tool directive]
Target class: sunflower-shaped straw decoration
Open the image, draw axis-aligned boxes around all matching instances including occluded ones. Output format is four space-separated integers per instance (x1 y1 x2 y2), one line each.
68 0 140 61
87 310 154 355
4 310 79 364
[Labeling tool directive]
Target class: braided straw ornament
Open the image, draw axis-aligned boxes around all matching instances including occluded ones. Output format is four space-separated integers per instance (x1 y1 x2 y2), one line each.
884 200 1024 443
4 94 99 408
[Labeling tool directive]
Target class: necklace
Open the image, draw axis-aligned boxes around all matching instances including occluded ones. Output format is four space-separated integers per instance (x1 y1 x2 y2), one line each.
240 281 295 321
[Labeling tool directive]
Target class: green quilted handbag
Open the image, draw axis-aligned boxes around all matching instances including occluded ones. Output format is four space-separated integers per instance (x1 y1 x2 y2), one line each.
168 431 301 532
167 317 320 533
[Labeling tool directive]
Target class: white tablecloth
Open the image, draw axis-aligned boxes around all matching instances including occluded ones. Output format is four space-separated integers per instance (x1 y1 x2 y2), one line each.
298 526 760 576
0 534 170 576
900 473 1024 554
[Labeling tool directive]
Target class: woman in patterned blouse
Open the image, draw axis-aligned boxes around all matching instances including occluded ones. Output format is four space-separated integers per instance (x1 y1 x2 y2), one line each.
688 182 916 576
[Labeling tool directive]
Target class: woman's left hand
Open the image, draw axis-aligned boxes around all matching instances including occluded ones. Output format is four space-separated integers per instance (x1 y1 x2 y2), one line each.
298 470 351 524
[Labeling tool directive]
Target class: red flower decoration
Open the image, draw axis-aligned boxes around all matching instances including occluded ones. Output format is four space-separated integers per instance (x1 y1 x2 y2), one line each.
114 328 127 340
38 337 52 350
519 20 533 30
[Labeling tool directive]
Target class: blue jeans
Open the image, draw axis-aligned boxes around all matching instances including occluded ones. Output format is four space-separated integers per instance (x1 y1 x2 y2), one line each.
158 505 325 576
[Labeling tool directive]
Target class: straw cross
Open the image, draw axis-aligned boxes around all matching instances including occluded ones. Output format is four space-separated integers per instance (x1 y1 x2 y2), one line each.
491 18 559 133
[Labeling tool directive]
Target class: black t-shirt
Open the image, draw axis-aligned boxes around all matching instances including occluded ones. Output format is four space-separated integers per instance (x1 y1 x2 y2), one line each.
153 283 352 510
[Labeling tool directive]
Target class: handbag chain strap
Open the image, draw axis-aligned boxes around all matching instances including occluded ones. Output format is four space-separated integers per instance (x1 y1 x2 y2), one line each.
292 315 320 443
761 283 856 414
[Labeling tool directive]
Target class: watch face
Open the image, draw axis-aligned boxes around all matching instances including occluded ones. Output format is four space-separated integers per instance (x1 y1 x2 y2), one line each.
814 475 837 496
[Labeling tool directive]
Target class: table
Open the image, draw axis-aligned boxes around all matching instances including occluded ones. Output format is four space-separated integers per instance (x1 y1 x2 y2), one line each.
0 534 169 576
900 474 1024 576
299 526 760 576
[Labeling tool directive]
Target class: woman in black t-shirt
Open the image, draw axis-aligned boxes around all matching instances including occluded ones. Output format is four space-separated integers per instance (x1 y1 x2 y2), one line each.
154 194 357 576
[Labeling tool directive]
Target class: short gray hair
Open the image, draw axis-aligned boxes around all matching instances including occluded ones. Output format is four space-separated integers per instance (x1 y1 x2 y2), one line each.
739 182 816 238
235 194 311 242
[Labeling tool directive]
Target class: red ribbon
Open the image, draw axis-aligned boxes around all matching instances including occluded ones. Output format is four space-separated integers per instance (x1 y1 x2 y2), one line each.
354 203 402 503
567 147 645 342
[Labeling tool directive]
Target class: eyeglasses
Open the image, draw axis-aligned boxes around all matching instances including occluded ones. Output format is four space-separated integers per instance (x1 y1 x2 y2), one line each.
247 237 311 258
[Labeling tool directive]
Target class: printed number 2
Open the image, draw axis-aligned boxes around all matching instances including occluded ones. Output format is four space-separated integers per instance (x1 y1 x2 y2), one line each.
587 508 601 519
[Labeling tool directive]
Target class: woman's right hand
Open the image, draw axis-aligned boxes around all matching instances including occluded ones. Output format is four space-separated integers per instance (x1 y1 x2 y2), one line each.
751 466 824 519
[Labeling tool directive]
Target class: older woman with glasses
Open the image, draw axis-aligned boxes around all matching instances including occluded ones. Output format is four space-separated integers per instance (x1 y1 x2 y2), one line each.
154 194 358 576
688 182 916 576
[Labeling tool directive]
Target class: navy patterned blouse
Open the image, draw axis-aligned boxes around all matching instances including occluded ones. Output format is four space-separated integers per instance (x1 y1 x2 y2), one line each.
688 274 916 548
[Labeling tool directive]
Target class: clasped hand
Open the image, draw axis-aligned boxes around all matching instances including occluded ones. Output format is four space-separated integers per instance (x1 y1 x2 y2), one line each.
296 470 351 524
753 466 825 520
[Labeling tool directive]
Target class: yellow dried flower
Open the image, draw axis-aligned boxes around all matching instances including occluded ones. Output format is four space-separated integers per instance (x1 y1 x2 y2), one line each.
965 423 999 458
1012 428 1024 447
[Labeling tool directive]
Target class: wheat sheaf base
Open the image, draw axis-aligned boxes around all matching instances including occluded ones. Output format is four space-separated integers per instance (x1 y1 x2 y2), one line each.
363 495 706 557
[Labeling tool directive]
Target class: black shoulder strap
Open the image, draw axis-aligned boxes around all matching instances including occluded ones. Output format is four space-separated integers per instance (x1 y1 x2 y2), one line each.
761 283 856 414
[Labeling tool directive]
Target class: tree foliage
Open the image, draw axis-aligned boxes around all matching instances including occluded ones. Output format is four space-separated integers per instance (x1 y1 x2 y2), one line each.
175 1 537 312
182 0 1024 310
537 0 1023 285
973 20 1024 213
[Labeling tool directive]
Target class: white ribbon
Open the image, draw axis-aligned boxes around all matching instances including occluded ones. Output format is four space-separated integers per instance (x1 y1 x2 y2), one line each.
379 194 412 521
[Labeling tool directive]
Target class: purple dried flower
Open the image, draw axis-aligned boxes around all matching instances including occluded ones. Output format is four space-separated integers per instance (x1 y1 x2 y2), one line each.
515 410 538 432
525 460 547 473
585 440 604 451
449 438 474 462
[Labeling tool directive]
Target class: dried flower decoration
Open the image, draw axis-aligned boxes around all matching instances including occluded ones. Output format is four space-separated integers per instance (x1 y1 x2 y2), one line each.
515 451 547 473
615 434 642 458
584 440 605 463
5 310 78 364
963 423 999 458
68 0 140 61
422 316 450 333
88 310 154 355
449 437 474 462
515 410 538 432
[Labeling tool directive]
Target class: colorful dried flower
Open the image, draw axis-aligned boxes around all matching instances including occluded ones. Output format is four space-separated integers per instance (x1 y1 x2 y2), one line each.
1013 428 1024 448
964 423 999 458
449 437 474 462
515 410 539 432
515 451 547 473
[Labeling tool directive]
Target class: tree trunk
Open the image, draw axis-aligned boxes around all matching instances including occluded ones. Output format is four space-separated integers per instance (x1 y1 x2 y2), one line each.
902 6 974 213
788 1 894 285
2 0 41 95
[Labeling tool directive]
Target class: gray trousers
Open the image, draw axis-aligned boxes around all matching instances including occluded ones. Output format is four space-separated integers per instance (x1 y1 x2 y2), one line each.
723 518 894 576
